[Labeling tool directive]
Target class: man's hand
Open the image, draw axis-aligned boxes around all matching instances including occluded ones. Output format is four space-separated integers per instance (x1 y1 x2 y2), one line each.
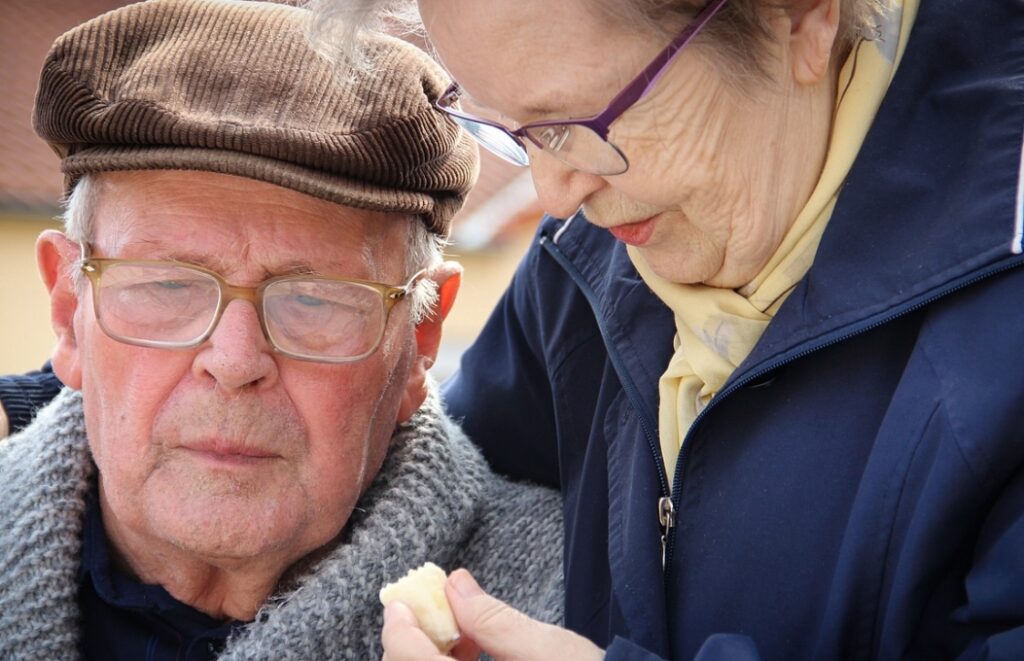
0 403 8 438
381 569 603 661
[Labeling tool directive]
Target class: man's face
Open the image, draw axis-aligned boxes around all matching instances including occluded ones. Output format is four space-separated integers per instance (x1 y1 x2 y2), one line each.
51 170 423 568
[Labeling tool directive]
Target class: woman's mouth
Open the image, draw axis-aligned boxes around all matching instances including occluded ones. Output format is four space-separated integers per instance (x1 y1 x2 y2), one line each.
607 216 657 246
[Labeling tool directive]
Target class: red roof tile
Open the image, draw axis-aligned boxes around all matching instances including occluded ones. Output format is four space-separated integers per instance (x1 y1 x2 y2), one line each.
0 0 132 213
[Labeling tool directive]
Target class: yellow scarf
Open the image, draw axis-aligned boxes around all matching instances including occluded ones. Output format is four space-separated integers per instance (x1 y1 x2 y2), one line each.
630 0 918 487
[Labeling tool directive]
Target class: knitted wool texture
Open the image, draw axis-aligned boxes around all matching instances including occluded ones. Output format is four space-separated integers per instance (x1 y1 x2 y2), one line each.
0 389 563 659
32 0 479 235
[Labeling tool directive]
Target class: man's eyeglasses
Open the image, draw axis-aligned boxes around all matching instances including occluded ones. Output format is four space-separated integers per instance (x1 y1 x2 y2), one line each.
434 0 728 176
79 245 422 363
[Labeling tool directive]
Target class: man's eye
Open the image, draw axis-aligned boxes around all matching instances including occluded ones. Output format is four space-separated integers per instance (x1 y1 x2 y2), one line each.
155 280 191 290
294 294 327 307
121 279 197 297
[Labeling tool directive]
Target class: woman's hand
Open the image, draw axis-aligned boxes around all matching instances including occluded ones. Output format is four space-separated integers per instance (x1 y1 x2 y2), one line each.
381 568 603 661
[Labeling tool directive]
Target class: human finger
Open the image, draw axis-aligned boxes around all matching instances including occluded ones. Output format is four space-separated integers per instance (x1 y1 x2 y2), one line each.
381 600 452 661
445 569 603 661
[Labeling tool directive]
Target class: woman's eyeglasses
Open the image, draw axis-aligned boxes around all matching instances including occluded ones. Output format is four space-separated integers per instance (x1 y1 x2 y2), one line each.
434 0 728 176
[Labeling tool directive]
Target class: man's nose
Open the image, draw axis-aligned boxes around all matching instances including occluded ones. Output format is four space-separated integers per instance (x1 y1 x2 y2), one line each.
527 147 606 220
192 299 278 391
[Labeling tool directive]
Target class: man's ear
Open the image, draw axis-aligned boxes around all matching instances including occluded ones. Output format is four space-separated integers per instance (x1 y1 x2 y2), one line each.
37 230 83 389
788 0 841 85
396 261 462 422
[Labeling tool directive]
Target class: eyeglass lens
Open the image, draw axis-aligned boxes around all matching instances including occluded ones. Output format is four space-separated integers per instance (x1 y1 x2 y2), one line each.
448 115 530 166
522 124 628 175
263 279 383 361
449 108 628 175
93 262 387 361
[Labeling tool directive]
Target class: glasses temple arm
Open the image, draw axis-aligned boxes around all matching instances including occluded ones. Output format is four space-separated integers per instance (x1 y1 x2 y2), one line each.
590 0 729 131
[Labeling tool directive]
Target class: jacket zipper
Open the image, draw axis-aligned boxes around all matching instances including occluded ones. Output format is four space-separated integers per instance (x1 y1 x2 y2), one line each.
658 496 675 570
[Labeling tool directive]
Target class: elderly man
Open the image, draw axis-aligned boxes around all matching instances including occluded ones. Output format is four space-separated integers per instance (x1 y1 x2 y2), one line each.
0 0 561 658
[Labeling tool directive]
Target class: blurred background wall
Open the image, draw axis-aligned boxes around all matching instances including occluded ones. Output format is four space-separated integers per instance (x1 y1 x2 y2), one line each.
0 0 540 379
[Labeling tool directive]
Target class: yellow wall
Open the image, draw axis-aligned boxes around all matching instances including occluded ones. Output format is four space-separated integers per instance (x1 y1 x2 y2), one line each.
0 214 61 373
434 231 532 377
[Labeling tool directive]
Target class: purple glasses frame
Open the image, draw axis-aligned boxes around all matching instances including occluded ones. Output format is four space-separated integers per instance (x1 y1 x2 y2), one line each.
435 0 729 174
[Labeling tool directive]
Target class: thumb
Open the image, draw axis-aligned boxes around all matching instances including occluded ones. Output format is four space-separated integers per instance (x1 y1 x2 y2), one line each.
445 569 601 661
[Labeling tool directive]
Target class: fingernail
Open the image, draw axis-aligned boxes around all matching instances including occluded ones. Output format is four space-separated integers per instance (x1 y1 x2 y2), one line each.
450 569 484 598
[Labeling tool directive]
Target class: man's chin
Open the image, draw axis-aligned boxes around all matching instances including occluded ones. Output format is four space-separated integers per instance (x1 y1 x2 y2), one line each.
142 480 310 563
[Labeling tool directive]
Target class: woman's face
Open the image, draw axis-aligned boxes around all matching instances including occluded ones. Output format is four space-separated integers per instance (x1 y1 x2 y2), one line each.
418 0 836 287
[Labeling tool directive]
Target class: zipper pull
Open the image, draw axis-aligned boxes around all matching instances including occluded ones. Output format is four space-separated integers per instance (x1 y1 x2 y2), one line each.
658 496 675 570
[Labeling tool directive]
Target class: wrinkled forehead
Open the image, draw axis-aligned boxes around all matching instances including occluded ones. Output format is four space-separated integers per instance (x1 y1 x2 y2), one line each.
88 171 413 281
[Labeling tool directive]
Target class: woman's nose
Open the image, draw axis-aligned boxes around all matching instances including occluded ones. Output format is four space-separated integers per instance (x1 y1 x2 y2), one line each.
527 147 606 220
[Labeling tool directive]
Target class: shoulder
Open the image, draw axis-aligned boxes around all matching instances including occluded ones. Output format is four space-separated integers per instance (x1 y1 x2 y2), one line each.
0 389 90 659
447 413 564 624
0 389 91 500
0 363 64 436
913 264 1024 480
458 474 564 626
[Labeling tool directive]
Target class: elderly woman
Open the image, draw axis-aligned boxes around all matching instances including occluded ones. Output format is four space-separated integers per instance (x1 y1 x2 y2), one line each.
351 0 1023 659
3 0 1022 658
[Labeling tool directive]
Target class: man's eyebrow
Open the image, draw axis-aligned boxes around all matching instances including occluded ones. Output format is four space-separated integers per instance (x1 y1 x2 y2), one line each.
274 261 322 277
161 253 323 278
159 251 232 272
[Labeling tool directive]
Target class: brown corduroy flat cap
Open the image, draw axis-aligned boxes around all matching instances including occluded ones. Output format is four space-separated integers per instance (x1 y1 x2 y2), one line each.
33 0 479 235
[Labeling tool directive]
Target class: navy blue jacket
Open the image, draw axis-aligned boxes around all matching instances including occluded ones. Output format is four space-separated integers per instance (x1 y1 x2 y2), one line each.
444 1 1024 659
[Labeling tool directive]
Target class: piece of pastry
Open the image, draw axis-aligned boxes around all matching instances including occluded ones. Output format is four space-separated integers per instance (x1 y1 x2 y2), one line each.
380 562 460 652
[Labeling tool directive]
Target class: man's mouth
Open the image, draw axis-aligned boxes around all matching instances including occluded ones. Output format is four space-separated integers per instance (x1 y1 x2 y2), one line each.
181 439 280 465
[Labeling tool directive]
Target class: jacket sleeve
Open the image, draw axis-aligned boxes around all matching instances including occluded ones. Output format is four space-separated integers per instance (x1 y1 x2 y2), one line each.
0 362 64 436
442 235 561 488
952 462 1024 660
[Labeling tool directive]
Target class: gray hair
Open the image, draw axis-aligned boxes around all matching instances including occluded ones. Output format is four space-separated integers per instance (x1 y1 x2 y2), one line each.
404 221 444 324
309 0 892 83
61 173 443 324
587 0 892 83
307 0 422 72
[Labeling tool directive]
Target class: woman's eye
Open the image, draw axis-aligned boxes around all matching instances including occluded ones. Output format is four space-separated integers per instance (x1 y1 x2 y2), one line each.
538 125 571 151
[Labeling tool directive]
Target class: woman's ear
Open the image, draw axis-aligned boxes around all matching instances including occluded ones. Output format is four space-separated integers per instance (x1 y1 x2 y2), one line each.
37 230 83 389
395 261 463 422
788 0 841 85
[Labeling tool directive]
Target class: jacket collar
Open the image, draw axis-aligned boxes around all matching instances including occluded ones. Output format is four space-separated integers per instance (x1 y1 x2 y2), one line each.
543 218 674 435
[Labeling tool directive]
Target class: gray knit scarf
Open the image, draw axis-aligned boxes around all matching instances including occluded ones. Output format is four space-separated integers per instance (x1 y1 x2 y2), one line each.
0 389 563 660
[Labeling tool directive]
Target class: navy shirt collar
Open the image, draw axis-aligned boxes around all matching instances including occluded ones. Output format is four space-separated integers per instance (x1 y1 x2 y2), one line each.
78 493 242 660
